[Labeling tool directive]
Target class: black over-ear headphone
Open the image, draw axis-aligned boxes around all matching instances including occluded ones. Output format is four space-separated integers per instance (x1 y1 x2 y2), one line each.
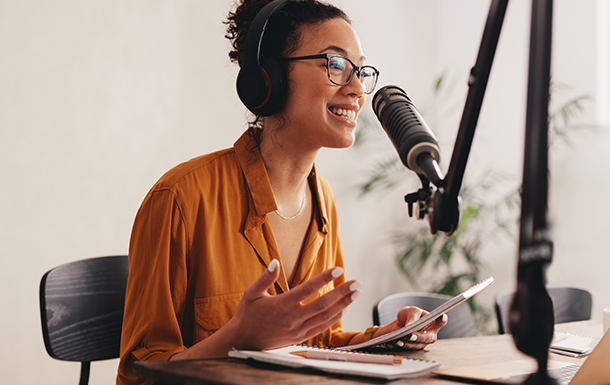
236 0 299 117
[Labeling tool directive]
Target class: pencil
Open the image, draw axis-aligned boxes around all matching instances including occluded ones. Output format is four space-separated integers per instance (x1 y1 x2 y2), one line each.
290 350 403 365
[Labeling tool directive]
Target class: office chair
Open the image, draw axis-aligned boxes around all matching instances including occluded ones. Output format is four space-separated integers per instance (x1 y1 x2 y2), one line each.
373 292 477 339
39 255 129 385
495 287 592 334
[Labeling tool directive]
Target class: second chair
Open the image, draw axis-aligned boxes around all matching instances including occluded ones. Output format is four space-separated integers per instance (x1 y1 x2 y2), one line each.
495 287 592 334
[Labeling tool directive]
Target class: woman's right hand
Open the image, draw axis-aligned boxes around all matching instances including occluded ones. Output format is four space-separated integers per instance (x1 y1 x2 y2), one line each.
171 259 361 360
226 259 361 351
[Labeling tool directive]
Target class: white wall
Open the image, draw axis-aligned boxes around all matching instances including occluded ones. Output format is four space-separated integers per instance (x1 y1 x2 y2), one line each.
1 1 607 384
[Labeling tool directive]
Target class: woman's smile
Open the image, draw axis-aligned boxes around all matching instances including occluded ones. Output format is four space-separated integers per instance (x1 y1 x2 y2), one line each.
328 106 357 121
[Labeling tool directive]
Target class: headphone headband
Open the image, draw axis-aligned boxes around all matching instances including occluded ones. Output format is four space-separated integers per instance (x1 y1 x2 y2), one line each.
240 0 289 72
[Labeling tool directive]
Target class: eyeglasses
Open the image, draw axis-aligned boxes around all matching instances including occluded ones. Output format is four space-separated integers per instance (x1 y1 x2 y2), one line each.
284 53 380 94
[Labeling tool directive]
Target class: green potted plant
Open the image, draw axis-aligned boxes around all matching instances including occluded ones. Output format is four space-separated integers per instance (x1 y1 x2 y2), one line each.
354 74 590 334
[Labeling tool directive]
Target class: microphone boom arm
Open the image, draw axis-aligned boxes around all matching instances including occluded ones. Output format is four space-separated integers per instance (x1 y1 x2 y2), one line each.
408 0 558 383
430 0 509 235
376 0 556 382
443 0 509 212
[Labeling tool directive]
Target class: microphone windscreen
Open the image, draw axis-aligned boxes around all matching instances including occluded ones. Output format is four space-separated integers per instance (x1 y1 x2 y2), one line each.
373 86 440 174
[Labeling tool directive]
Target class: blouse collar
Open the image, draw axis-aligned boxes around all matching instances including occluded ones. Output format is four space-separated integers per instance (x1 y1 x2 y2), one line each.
233 128 329 234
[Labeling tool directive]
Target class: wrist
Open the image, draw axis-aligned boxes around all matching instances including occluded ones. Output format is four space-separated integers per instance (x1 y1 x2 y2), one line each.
362 325 380 342
221 317 246 350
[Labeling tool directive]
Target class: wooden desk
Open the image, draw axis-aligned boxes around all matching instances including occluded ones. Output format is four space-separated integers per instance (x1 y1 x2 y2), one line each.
133 321 601 385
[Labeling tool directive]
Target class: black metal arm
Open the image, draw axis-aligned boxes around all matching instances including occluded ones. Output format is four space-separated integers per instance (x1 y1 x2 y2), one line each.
509 0 557 383
400 0 557 382
405 0 509 235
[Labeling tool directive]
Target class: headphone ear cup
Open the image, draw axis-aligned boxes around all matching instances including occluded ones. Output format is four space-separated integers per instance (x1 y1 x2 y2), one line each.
254 55 287 116
236 66 269 114
235 0 293 116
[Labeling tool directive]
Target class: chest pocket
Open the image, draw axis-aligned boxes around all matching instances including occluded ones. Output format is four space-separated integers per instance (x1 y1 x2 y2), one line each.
193 292 243 342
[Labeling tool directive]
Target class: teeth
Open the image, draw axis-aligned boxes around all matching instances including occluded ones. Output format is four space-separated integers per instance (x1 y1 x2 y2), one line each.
329 107 356 121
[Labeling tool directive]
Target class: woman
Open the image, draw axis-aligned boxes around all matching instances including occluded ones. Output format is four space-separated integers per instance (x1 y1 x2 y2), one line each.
117 1 446 384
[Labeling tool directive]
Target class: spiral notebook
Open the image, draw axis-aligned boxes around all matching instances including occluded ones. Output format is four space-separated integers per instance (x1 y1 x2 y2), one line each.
550 331 599 357
228 345 439 380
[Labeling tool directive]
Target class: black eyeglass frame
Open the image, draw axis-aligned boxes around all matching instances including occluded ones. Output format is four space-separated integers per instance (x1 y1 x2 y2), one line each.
284 53 380 94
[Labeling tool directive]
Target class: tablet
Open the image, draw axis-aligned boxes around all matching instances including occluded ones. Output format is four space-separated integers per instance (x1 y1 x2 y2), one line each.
338 276 494 351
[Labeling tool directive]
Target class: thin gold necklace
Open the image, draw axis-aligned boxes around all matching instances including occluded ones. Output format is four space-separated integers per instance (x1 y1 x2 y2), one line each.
275 188 307 220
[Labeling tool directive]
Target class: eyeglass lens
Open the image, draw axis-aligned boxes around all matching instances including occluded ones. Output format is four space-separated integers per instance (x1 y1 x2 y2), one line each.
327 56 377 94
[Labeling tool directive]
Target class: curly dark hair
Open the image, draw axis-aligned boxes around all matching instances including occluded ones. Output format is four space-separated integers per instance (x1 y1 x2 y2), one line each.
225 0 351 66
225 0 351 134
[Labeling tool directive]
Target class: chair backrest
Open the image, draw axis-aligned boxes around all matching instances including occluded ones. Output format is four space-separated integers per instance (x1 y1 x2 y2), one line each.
495 287 592 334
39 255 129 385
373 292 477 339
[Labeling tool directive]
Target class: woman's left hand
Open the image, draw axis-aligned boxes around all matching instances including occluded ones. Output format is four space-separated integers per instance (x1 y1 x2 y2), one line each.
349 306 447 350
385 306 448 350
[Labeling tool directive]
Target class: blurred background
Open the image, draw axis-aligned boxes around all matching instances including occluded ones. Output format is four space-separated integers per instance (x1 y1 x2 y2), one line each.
1 0 608 384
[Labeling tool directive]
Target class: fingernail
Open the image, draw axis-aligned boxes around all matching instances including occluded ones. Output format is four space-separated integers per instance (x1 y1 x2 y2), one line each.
331 267 344 278
442 314 448 323
351 290 362 301
409 334 418 342
395 340 405 348
349 281 362 291
268 259 279 272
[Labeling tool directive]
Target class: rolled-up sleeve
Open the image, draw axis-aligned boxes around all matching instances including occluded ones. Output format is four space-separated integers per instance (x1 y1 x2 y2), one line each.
117 189 189 385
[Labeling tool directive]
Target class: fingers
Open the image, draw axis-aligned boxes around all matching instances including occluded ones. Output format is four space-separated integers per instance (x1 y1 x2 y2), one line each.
397 330 438 350
429 313 449 331
390 327 438 350
232 262 363 351
387 308 449 350
243 259 281 299
396 307 427 328
287 266 346 303
298 280 363 340
414 312 448 335
300 280 361 327
242 263 362 344
291 267 362 337
300 311 344 342
308 280 362 313
394 313 447 350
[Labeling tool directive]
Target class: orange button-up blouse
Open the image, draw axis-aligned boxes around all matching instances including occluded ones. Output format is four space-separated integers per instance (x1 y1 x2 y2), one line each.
117 130 358 385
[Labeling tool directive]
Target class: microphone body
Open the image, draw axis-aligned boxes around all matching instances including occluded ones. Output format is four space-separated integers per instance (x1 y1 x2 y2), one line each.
372 85 442 184
373 85 460 235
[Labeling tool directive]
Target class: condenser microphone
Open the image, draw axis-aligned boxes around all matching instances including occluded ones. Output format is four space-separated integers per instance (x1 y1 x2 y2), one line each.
372 85 443 187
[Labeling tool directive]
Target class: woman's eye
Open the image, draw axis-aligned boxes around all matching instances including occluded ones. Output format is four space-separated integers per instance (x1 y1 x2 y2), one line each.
328 60 345 71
